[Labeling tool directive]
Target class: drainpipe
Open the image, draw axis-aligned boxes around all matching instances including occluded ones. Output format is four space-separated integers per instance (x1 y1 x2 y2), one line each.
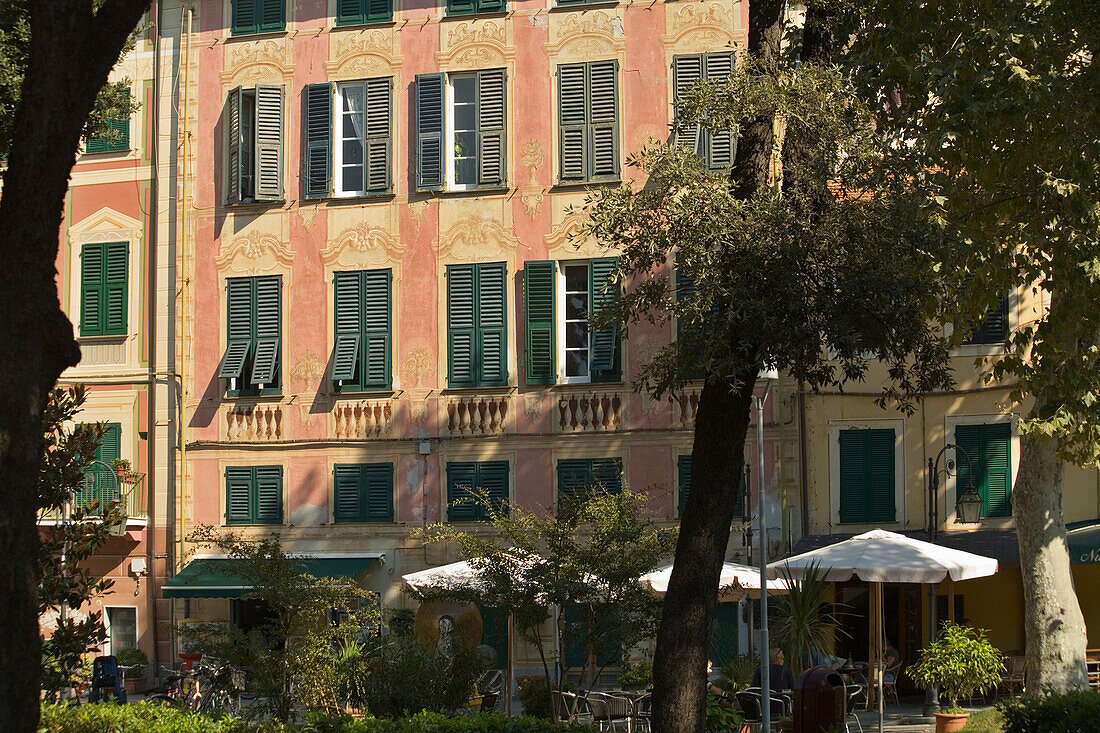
797 380 809 538
147 0 162 674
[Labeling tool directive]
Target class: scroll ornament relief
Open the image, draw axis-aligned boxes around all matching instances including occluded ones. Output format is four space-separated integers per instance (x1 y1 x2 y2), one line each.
322 224 404 269
524 392 544 419
438 215 520 262
631 338 663 416
401 347 435 388
550 11 623 60
223 38 292 85
520 139 544 183
544 210 606 259
215 230 295 275
408 201 429 228
442 21 509 67
666 2 736 50
329 29 395 77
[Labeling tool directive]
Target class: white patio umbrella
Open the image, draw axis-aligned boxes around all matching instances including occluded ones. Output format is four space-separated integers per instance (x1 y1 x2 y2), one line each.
402 559 487 595
767 529 999 733
641 561 792 601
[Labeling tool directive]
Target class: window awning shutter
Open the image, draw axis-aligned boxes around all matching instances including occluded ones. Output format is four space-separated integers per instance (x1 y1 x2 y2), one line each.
226 87 243 204
254 85 284 201
672 55 703 156
477 68 506 187
332 271 362 383
588 60 619 179
447 265 477 388
333 464 362 522
558 63 587 183
704 53 735 170
447 462 478 522
477 262 508 387
304 83 333 198
588 257 620 373
226 466 253 524
524 260 556 385
365 77 392 194
362 269 392 389
415 73 444 191
250 276 281 385
254 465 283 523
219 278 253 379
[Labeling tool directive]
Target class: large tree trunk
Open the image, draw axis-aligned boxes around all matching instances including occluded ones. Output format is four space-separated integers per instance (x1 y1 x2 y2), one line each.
0 2 148 729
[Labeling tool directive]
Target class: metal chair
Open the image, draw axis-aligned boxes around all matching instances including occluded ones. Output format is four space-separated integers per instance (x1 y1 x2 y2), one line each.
881 660 903 705
735 688 790 724
587 691 635 731
845 685 864 733
999 656 1026 697
632 691 652 732
554 690 591 724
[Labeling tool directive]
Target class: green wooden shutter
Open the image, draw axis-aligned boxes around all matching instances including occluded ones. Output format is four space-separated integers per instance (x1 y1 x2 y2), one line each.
591 457 622 494
479 461 509 518
703 53 735 170
956 423 1012 518
709 603 740 667
838 430 866 523
587 60 619 180
85 90 130 154
447 0 476 14
226 467 253 524
678 454 692 516
447 265 477 388
92 422 122 505
415 73 444 191
80 243 104 336
364 77 392 194
589 257 620 374
362 269 392 389
304 83 333 198
477 68 506 186
838 429 895 523
672 55 703 156
524 260 556 385
336 0 388 24
332 271 362 384
220 278 254 380
558 63 587 183
259 0 285 32
867 429 896 522
232 0 256 34
103 242 128 335
557 459 590 499
447 462 478 521
254 465 283 523
226 87 243 204
250 276 281 386
478 262 508 387
254 85 284 201
362 463 394 521
333 464 363 522
365 0 391 21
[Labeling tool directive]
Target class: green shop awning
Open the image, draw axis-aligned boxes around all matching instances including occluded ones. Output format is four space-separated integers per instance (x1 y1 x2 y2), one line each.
163 554 381 599
1068 521 1100 564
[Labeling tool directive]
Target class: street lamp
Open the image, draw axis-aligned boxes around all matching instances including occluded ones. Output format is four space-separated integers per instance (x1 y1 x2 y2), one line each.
922 443 980 717
755 367 777 733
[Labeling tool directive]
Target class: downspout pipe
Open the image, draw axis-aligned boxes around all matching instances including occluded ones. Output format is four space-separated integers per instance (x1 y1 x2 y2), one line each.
147 0 162 675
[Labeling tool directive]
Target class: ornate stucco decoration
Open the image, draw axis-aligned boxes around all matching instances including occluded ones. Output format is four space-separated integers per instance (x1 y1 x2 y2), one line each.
662 1 737 53
521 189 544 218
520 139 544 183
401 347 435 388
221 38 294 86
631 337 663 416
524 392 544 419
438 20 512 69
68 207 143 244
215 230 295 275
297 205 319 232
438 215 520 262
545 210 610 259
326 29 399 79
291 351 325 391
408 201 429 228
546 10 625 62
321 224 404 269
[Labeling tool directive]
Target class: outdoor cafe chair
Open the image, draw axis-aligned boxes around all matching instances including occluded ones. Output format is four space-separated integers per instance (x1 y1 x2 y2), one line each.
999 656 1026 697
632 691 652 732
553 690 591 724
735 688 790 723
586 691 635 732
845 685 865 733
881 659 902 705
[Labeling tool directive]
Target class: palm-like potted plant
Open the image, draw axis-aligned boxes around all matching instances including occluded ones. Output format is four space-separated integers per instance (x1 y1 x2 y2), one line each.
907 622 1005 733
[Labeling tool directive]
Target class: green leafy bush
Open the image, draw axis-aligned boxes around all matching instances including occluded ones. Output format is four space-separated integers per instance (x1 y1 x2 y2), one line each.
114 647 148 676
998 690 1100 733
721 655 758 694
518 677 553 720
705 691 744 732
907 622 1004 710
617 659 653 688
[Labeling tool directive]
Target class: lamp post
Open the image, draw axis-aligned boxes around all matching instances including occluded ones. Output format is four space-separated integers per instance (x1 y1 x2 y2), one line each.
755 368 777 733
923 443 982 718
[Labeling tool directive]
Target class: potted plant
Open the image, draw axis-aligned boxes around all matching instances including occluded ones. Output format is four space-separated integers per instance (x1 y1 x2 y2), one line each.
111 458 131 479
908 622 1005 733
115 647 148 695
617 657 653 690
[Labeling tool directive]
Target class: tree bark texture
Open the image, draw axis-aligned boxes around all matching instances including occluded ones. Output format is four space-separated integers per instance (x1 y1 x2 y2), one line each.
0 2 148 729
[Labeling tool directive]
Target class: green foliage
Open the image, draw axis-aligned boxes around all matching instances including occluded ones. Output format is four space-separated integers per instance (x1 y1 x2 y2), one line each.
704 690 744 732
617 658 653 688
962 707 1005 733
997 691 1100 733
114 646 147 675
518 677 553 720
350 638 485 719
771 563 844 675
720 655 758 694
908 623 1005 709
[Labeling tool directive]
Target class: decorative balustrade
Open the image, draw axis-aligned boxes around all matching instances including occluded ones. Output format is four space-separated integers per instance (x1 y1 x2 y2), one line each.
333 399 394 439
225 403 283 441
556 391 625 432
672 388 701 429
445 394 511 436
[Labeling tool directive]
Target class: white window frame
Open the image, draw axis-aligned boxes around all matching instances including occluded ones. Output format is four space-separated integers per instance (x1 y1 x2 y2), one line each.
944 413 1019 529
945 286 1018 358
557 260 593 385
444 72 479 192
333 82 368 198
105 605 138 657
827 418 906 529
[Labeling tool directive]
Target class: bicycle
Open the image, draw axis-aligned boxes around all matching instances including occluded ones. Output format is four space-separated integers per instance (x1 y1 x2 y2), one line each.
148 657 244 715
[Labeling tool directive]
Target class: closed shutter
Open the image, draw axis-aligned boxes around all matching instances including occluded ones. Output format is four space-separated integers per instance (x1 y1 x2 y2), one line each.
80 243 104 336
956 423 1012 518
103 242 128 335
446 0 476 14
304 83 333 198
866 430 896 522
365 77 392 194
253 85 284 201
967 296 1010 345
333 464 363 522
415 73 444 191
226 87 243 204
591 457 622 494
226 466 253 524
838 430 866 523
250 276 281 386
557 459 590 499
254 465 283 523
85 90 130 154
588 60 619 180
477 262 508 387
678 454 692 516
447 265 477 388
589 257 620 374
558 63 587 183
365 0 391 21
703 53 735 170
259 0 285 32
838 429 895 523
231 0 256 34
332 272 362 383
524 260 556 385
477 68 506 186
479 461 509 518
362 269 392 389
95 422 122 506
220 278 254 380
362 463 394 521
337 0 390 23
672 55 703 156
447 462 478 521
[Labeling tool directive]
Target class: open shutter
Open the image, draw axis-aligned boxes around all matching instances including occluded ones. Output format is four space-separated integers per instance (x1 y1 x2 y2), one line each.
304 83 333 198
254 85 284 201
447 265 477 388
867 429 896 522
447 462 478 521
558 63 587 183
103 242 128 335
592 457 622 494
362 269 392 389
678 455 692 516
226 87 243 204
363 463 394 521
80 243 104 336
589 257 619 373
477 68 506 187
220 278 254 380
364 77 392 194
226 467 253 524
259 0 285 32
524 260 556 385
838 430 867 523
254 465 283 523
250 276 281 385
479 461 509 518
588 60 619 179
365 0 391 20
703 53 735 170
332 271 362 383
672 55 703 156
232 0 256 34
333 464 363 522
478 262 508 387
983 424 1012 517
415 73 444 191
557 459 591 499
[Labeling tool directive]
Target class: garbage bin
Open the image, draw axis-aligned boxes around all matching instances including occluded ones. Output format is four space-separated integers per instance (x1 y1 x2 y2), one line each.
793 666 846 733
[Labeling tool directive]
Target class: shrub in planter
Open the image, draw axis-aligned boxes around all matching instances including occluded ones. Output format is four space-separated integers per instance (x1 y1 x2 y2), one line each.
998 690 1100 733
518 676 553 719
907 622 1004 732
115 647 149 694
618 658 653 689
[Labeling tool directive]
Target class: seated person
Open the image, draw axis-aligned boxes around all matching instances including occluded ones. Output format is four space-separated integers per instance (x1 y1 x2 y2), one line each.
706 659 726 693
881 640 900 683
752 648 796 692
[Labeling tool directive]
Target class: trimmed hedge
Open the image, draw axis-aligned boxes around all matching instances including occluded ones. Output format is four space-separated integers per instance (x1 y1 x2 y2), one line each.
38 704 593 733
998 690 1100 733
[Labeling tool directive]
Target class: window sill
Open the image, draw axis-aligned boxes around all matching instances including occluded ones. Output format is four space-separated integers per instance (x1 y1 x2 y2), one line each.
225 522 284 527
551 179 622 192
77 334 128 343
227 29 287 41
332 18 395 29
224 390 284 401
320 192 395 205
440 385 513 396
418 185 511 197
550 0 620 11
441 10 508 20
332 388 397 398
224 200 286 212
550 382 625 393
82 148 132 157
333 519 397 524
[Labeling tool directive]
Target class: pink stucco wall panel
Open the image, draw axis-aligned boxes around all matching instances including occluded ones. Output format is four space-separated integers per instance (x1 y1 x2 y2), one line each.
191 457 223 526
515 447 552 517
623 4 670 172
289 454 329 525
628 444 673 517
398 453 434 523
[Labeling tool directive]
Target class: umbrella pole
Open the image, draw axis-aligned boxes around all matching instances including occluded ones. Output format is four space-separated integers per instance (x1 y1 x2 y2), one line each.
507 613 514 716
877 581 884 733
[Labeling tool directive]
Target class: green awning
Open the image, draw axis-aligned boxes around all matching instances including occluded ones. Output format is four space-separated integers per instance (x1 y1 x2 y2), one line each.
1068 521 1100 564
163 555 380 599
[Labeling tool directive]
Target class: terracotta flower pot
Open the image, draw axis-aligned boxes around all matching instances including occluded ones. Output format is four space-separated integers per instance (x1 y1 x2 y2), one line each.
934 712 970 733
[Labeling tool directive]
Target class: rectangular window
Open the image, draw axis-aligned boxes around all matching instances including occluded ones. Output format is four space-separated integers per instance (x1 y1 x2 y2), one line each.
963 295 1010 346
955 422 1012 518
447 262 507 388
226 85 284 204
414 69 506 192
557 458 622 501
333 463 394 522
105 607 137 657
447 460 509 522
678 455 745 517
332 269 392 391
85 90 131 154
336 0 392 24
558 60 619 184
80 242 128 337
672 53 735 171
304 79 392 198
232 0 285 35
225 465 283 525
445 0 505 16
838 428 896 523
218 276 282 395
76 422 121 509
